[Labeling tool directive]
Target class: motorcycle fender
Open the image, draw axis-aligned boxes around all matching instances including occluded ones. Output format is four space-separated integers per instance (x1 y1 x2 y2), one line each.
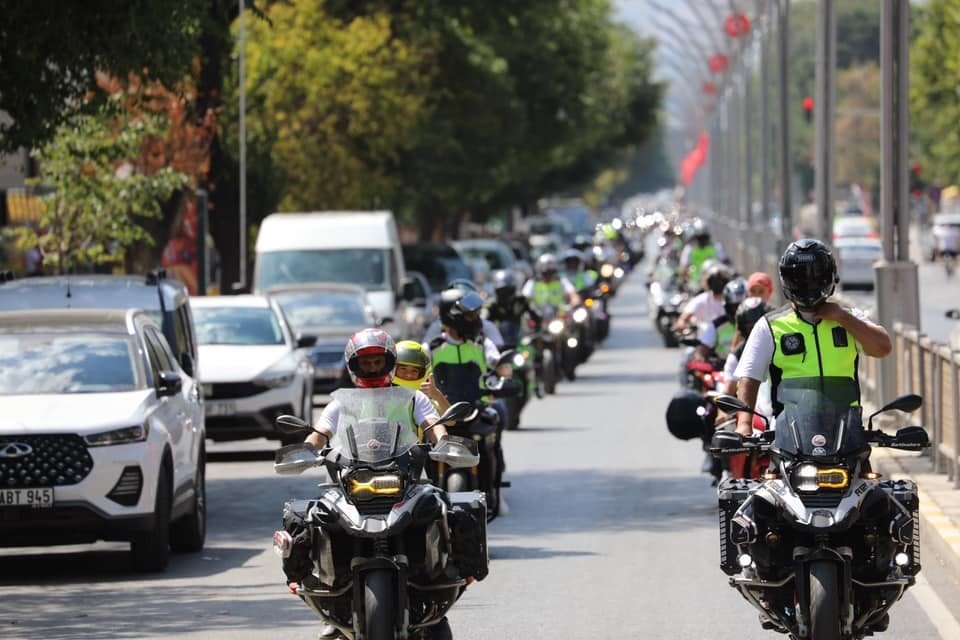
754 480 873 532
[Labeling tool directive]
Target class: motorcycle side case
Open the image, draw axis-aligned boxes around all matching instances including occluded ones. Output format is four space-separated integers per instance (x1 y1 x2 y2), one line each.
446 491 489 581
880 478 922 573
717 478 761 575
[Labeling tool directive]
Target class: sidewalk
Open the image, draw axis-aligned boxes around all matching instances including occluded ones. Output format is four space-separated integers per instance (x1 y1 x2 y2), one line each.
871 445 960 581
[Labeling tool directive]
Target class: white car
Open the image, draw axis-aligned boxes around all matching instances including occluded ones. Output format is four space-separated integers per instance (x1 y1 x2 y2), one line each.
190 295 315 442
0 309 206 572
835 237 882 290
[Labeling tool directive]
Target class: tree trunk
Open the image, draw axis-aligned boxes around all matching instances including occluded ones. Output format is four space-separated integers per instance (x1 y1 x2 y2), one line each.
125 190 186 275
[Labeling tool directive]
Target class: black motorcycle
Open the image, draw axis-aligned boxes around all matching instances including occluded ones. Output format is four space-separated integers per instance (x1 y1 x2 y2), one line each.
710 378 929 640
272 400 487 640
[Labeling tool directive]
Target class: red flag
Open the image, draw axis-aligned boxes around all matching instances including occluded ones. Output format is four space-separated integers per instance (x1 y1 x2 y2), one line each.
679 132 711 186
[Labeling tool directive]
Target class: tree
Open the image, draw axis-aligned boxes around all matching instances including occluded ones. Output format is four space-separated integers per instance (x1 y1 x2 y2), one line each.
6 96 188 274
835 63 881 195
911 0 960 186
0 0 207 152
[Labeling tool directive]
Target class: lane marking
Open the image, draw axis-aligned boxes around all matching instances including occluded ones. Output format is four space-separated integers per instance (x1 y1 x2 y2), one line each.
909 572 960 640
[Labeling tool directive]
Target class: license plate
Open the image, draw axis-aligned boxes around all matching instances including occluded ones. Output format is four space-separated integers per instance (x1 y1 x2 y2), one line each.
206 400 238 417
0 487 54 508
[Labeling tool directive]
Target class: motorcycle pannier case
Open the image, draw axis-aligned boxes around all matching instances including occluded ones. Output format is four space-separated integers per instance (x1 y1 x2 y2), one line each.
281 499 315 583
447 491 489 581
717 478 760 575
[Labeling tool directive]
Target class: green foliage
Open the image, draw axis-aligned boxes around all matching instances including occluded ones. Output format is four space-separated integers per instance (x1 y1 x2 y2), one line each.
835 64 881 194
911 0 960 185
6 98 188 274
0 0 208 152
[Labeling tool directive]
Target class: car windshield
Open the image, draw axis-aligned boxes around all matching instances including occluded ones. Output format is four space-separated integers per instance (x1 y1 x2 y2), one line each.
271 291 369 330
257 249 389 292
403 249 472 292
330 388 420 464
193 307 285 345
774 377 867 458
834 218 875 237
0 333 139 394
457 245 512 270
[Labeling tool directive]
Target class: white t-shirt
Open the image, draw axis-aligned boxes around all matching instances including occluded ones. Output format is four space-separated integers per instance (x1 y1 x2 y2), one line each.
682 292 725 326
315 390 439 436
697 318 725 348
724 351 773 418
734 307 870 382
423 318 504 348
520 277 576 300
934 225 960 253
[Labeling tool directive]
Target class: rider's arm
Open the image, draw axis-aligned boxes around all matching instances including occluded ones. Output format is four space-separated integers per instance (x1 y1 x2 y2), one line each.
814 303 892 358
305 402 338 447
735 378 761 436
732 318 775 435
560 277 581 306
415 392 448 442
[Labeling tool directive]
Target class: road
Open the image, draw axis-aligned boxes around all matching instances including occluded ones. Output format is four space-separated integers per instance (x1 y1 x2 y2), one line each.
0 274 956 639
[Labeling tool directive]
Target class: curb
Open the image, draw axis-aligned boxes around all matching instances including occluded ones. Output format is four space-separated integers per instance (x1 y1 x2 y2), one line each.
870 446 960 582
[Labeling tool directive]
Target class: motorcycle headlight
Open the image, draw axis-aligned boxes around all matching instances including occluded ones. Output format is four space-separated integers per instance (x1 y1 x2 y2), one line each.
84 423 149 447
512 353 526 367
600 264 615 278
572 308 589 323
791 463 849 493
348 472 403 497
548 319 565 334
669 294 686 307
614 267 625 279
584 298 595 308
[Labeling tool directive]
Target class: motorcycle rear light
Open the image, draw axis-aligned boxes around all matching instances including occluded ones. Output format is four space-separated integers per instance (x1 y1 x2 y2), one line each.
273 530 293 558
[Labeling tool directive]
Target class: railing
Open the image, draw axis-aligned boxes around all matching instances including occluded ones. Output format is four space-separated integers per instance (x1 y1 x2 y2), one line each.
860 322 960 488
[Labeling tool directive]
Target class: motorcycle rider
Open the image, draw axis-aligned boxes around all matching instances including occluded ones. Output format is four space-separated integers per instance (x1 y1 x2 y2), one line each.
560 248 598 293
423 279 505 348
304 329 453 640
394 339 451 414
680 219 726 289
694 277 747 362
486 270 542 347
746 271 774 302
521 253 580 309
428 289 510 516
733 239 892 437
674 263 732 334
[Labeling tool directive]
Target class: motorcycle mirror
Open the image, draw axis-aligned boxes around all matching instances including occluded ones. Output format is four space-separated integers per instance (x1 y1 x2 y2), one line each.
891 426 930 450
946 309 960 320
496 349 517 367
709 431 748 457
711 394 751 414
276 414 311 434
433 401 479 427
273 443 320 475
428 435 480 468
867 394 923 430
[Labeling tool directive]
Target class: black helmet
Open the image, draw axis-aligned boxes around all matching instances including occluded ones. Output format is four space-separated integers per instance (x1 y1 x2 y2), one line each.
666 389 709 441
561 248 583 266
705 263 732 296
735 296 772 335
779 238 838 309
441 289 484 340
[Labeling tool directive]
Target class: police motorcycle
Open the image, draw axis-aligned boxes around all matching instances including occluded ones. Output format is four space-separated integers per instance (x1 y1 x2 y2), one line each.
709 379 929 640
271 399 487 640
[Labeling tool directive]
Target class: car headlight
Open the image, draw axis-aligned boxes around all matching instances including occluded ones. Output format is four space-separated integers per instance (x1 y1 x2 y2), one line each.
600 264 615 278
548 319 565 334
572 308 589 323
256 369 296 388
791 463 849 493
85 423 149 447
348 472 403 497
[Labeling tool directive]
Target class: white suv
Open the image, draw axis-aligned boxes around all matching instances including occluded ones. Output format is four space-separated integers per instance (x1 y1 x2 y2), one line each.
0 309 206 571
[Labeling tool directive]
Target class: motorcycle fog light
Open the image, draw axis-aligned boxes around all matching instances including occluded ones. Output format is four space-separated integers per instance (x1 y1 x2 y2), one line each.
567 337 579 349
512 354 526 367
614 267 625 279
572 308 589 323
738 553 753 568
895 552 910 567
548 320 565 335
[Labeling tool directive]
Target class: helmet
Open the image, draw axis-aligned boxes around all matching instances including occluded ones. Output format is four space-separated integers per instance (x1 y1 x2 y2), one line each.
440 289 484 340
666 389 709 441
561 248 582 270
692 219 711 243
735 296 772 335
779 238 838 309
446 278 480 295
704 263 732 296
536 253 559 278
394 340 430 390
722 278 748 316
344 328 397 388
491 269 517 305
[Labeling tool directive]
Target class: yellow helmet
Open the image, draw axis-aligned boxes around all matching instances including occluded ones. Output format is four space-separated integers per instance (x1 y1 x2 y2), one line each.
393 340 430 390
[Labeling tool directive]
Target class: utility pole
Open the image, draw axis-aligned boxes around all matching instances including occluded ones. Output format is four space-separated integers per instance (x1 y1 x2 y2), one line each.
814 0 836 246
234 0 248 292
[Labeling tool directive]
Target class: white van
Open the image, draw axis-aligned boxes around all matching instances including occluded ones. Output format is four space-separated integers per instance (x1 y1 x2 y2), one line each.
254 211 412 330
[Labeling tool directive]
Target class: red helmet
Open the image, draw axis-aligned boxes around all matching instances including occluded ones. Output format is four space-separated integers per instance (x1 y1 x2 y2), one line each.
344 328 397 388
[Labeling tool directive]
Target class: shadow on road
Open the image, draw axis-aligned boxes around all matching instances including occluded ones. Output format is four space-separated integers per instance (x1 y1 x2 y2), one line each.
488 545 597 560
208 449 277 463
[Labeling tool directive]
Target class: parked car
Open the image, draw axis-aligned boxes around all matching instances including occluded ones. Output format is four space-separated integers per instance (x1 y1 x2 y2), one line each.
453 238 526 292
401 243 473 294
190 295 315 442
0 271 200 379
0 309 206 572
835 236 882 290
400 270 434 339
267 284 377 405
253 211 416 337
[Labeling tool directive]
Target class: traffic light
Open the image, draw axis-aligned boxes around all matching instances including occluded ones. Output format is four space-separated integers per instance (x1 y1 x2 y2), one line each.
910 164 925 197
802 96 814 124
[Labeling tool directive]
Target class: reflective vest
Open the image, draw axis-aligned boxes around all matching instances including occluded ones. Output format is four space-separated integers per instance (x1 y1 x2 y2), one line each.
767 305 860 415
431 339 487 405
568 270 597 291
532 280 567 309
712 316 736 359
688 245 718 285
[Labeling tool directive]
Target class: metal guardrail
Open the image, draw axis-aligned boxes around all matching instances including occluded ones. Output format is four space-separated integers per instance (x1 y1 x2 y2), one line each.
860 322 960 489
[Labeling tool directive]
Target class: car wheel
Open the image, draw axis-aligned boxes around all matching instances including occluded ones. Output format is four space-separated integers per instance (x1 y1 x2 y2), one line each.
131 463 172 572
170 446 206 553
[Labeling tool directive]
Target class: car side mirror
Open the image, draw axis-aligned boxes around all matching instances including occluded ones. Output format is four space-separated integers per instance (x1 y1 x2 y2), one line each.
179 352 195 377
157 371 182 397
296 333 318 349
276 414 311 434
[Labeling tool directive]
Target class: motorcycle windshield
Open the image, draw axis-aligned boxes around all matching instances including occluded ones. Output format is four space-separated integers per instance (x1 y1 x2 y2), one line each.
774 377 866 458
330 387 420 464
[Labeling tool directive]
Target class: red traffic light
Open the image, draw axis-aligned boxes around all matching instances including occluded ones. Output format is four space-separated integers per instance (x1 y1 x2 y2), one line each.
802 96 814 112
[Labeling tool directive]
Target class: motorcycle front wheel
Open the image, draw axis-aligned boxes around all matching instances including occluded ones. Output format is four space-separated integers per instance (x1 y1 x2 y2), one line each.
809 561 841 640
542 349 557 395
364 569 397 640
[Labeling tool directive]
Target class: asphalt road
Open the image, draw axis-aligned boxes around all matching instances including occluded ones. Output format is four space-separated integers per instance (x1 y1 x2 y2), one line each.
0 273 955 639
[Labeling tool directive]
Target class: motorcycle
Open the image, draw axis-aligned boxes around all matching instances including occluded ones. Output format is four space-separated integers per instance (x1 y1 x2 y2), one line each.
272 400 487 640
647 260 687 348
492 319 536 429
709 379 929 639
